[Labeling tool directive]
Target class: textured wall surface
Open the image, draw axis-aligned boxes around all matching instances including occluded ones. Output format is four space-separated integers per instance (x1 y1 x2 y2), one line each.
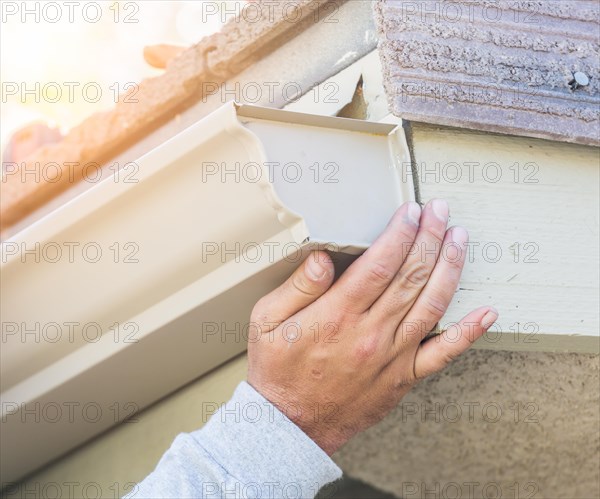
375 0 600 145
334 349 600 499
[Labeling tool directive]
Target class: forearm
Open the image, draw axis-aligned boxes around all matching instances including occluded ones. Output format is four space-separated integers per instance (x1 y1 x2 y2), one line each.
126 382 342 499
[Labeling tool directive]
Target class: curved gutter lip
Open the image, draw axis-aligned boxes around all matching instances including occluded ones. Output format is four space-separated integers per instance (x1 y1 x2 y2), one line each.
1 102 309 389
229 101 309 239
1 102 309 267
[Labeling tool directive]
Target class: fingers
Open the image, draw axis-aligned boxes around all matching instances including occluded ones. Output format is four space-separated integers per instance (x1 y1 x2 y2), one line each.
394 225 469 347
413 306 498 379
328 202 421 314
250 250 334 333
369 199 449 325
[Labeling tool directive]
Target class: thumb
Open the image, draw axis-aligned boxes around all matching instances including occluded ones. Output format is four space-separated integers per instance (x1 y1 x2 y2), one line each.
250 250 335 333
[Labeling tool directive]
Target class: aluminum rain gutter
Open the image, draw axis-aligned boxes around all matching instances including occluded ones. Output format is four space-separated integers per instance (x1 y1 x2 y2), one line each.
0 102 414 482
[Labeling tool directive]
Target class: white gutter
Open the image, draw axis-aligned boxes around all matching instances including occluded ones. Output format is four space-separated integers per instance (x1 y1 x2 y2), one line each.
0 102 414 482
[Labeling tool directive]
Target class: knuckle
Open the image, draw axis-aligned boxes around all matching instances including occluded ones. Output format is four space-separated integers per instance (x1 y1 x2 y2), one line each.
390 376 414 391
317 300 353 332
366 261 395 284
402 261 430 287
250 297 271 325
291 272 316 297
396 227 418 245
328 309 347 328
352 335 379 363
422 295 447 317
423 225 446 243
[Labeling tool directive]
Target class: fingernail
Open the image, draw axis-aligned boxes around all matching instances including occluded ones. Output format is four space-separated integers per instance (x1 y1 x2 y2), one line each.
481 307 499 329
305 255 329 281
431 199 449 221
407 202 421 225
451 226 469 246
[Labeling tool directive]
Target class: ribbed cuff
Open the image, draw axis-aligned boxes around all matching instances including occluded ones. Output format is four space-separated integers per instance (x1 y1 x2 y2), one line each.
193 381 342 498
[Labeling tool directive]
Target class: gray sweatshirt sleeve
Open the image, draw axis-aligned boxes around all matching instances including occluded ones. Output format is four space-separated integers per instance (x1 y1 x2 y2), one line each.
125 381 342 498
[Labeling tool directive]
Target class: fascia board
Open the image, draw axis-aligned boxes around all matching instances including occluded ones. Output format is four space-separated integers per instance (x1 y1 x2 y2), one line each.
0 101 413 482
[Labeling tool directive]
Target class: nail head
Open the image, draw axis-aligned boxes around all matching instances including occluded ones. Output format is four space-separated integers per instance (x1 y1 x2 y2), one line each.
574 71 590 87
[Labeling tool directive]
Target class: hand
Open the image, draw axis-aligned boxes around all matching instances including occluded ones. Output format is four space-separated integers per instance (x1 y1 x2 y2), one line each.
247 200 498 455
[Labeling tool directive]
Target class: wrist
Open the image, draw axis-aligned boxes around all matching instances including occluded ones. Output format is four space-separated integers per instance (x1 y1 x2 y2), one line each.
249 381 348 456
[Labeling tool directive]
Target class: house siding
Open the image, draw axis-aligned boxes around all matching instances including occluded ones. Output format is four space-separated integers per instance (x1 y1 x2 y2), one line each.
375 0 600 145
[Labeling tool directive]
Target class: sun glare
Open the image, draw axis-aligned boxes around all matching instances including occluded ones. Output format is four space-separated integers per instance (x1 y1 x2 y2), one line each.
0 1 243 151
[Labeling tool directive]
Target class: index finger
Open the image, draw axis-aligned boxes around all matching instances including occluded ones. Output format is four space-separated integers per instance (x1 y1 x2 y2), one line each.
327 202 421 314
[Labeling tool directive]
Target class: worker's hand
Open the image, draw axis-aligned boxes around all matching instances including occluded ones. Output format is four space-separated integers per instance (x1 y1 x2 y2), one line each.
247 200 498 455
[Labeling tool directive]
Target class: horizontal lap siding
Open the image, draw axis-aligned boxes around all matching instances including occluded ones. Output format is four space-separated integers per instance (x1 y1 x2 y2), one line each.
410 122 599 350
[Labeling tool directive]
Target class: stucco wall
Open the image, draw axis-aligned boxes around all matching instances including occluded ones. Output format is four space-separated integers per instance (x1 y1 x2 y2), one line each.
335 349 600 499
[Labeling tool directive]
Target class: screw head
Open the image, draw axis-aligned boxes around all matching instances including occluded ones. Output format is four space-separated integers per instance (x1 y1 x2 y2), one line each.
573 71 590 87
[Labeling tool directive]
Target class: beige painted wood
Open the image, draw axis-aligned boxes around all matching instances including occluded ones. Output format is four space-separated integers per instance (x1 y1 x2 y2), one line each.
409 122 599 352
8 356 247 497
